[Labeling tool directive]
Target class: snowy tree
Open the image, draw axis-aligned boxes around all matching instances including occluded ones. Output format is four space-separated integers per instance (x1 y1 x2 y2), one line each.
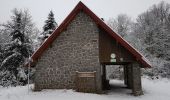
0 45 3 65
0 70 20 87
107 14 133 38
39 11 57 44
0 9 39 51
107 14 143 52
135 1 170 78
0 9 36 86
0 30 10 44
135 1 170 60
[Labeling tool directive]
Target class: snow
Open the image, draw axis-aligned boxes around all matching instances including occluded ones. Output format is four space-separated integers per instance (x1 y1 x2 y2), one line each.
0 78 170 100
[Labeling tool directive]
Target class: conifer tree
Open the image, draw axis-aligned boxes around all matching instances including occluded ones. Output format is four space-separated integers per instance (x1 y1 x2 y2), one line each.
0 9 33 86
39 11 57 43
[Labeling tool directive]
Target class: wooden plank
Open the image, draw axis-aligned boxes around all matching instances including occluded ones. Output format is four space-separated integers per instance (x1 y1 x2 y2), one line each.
77 71 96 77
75 71 96 93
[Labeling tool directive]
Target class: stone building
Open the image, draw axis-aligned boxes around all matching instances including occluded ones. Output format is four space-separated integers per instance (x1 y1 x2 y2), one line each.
30 2 151 96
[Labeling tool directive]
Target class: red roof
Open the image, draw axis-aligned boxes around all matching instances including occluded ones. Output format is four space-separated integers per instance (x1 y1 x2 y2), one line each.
31 1 151 68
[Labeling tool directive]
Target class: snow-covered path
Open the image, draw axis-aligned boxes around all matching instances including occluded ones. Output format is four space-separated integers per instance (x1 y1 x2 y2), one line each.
0 78 170 100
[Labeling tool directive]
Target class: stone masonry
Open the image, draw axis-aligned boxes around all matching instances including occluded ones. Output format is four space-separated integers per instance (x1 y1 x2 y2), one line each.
125 62 143 96
34 11 102 92
131 62 143 96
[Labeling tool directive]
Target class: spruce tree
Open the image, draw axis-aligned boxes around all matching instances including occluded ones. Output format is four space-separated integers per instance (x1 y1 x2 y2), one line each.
39 11 57 43
0 9 33 86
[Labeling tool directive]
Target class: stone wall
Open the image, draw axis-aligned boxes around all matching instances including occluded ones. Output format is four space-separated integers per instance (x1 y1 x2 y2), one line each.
125 62 143 96
34 11 102 92
131 62 143 96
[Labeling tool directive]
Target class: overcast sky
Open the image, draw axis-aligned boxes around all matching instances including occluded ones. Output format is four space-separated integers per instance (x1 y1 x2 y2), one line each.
0 0 170 30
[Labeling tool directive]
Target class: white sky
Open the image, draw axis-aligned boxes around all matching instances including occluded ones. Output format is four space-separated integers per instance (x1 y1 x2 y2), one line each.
0 0 170 30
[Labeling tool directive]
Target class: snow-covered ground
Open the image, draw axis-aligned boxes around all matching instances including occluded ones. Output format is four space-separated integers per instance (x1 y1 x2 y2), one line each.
0 78 170 100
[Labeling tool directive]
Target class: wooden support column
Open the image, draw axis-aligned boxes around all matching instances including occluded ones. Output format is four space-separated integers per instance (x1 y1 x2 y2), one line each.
102 65 106 81
131 62 143 96
102 65 110 90
123 66 128 85
102 65 106 90
127 64 133 89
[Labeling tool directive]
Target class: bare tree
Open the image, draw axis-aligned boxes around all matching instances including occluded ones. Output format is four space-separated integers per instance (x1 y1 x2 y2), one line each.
107 14 133 37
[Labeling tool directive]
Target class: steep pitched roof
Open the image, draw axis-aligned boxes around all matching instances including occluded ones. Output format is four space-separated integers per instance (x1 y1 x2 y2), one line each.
31 1 151 68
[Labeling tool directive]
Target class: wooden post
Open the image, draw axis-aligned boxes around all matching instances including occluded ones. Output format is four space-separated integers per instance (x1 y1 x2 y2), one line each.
102 65 106 90
94 71 97 92
123 66 128 86
27 56 31 94
75 71 79 92
102 65 106 81
127 64 133 89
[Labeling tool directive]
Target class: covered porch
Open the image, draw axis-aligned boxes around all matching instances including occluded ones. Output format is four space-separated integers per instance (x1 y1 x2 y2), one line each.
101 62 143 96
